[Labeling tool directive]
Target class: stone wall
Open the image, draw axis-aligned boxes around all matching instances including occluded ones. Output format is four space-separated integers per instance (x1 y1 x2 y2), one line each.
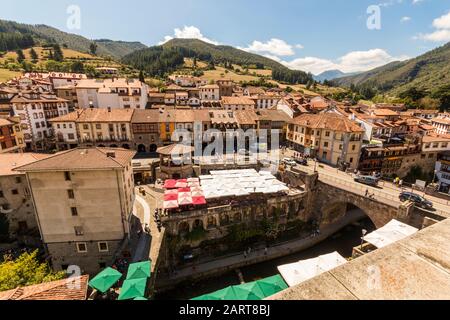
47 239 123 276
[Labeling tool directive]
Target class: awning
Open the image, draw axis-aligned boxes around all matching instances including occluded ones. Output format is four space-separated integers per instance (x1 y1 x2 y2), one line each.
178 197 193 206
192 196 207 205
163 180 177 189
277 252 347 287
163 200 179 209
164 194 178 201
175 182 188 188
364 219 418 249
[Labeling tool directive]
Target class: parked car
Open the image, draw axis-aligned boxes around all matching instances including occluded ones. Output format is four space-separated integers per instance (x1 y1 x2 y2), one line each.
399 192 433 209
282 158 297 166
354 175 378 186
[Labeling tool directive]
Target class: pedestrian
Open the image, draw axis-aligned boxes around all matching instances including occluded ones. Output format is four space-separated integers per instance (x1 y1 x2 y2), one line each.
244 252 247 259
248 247 252 255
264 247 268 256
365 189 369 197
399 180 403 188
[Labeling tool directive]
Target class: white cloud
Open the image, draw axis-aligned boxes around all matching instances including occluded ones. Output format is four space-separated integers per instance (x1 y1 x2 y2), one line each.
412 0 424 4
240 38 297 56
295 44 305 49
281 49 409 75
401 16 411 23
416 11 450 42
432 11 450 29
158 26 219 45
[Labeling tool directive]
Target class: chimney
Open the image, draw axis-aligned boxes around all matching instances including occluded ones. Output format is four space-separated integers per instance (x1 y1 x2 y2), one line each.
107 107 111 113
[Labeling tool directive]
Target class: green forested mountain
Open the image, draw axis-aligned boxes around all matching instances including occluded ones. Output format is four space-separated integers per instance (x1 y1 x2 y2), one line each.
123 38 313 84
333 42 450 96
0 19 147 58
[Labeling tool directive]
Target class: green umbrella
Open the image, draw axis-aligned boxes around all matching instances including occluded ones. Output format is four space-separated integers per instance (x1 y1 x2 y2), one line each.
126 261 152 280
88 267 122 293
232 282 265 300
191 294 222 301
134 297 148 301
255 275 288 297
209 286 236 300
118 278 147 300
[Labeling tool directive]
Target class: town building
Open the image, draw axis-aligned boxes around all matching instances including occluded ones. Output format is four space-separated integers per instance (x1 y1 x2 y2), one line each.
15 148 136 275
216 79 234 97
131 109 161 153
250 94 281 110
221 96 256 111
10 92 70 151
76 78 148 109
287 113 364 170
0 153 50 238
432 117 450 135
199 84 220 101
436 151 450 195
0 117 25 153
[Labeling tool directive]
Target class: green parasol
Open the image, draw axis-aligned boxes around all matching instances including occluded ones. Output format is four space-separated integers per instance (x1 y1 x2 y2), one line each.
126 261 152 280
118 278 147 300
88 267 122 293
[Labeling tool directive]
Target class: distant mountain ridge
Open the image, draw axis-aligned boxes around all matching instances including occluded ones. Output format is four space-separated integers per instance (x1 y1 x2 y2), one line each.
332 42 450 96
0 19 147 58
313 70 358 82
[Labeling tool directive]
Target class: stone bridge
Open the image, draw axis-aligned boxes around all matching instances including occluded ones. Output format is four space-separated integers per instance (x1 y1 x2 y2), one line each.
280 168 414 229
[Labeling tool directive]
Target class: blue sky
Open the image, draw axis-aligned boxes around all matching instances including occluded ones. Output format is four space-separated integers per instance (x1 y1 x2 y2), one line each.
1 0 449 75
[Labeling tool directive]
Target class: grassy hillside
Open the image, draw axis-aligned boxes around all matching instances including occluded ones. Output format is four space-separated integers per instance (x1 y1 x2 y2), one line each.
0 19 147 59
123 39 313 85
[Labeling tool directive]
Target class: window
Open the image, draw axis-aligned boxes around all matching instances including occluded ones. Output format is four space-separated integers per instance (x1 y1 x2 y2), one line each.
64 171 71 181
98 242 109 252
68 133 75 140
12 189 19 195
325 131 330 137
0 190 3 198
68 190 75 199
15 177 22 184
71 207 78 216
96 124 101 130
74 226 84 236
324 142 329 148
76 243 87 253
350 158 354 163
352 145 356 151
83 124 89 130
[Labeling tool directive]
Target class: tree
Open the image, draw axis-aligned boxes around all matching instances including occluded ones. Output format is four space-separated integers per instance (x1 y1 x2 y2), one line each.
16 49 25 63
52 44 64 62
139 70 145 83
71 61 84 73
89 42 98 56
0 250 66 291
29 48 38 63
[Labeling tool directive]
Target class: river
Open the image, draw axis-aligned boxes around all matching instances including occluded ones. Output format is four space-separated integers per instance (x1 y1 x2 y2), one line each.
154 215 375 300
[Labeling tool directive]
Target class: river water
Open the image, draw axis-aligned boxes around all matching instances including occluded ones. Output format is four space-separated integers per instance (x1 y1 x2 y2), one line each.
155 215 375 300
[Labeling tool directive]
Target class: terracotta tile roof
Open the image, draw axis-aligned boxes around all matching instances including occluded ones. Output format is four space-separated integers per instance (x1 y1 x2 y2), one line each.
256 110 291 122
48 110 84 123
433 118 450 125
200 84 219 89
221 96 255 106
157 144 194 155
131 109 160 123
291 113 364 133
14 148 136 172
234 110 258 125
0 153 51 176
245 87 265 95
422 135 450 143
10 95 69 104
76 108 134 123
309 97 329 110
372 109 399 117
0 276 89 300
0 118 14 126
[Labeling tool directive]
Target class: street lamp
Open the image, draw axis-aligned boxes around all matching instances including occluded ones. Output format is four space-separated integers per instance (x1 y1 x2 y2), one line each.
360 229 368 250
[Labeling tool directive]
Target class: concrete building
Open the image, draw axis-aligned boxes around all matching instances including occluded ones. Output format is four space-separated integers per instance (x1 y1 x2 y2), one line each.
0 153 49 238
436 151 450 194
250 95 281 110
15 148 136 275
287 113 364 170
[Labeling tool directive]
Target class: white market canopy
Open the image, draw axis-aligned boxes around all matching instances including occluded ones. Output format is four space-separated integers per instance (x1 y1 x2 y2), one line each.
363 219 418 249
277 252 347 287
199 169 289 200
